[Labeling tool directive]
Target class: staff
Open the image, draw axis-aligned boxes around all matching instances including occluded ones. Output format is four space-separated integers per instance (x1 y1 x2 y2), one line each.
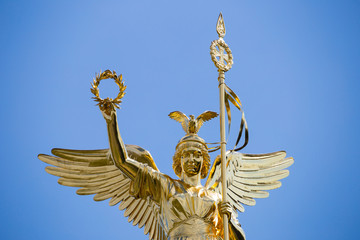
210 13 233 240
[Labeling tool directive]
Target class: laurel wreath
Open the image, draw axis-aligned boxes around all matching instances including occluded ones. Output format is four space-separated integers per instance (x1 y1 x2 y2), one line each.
90 70 126 109
210 39 233 72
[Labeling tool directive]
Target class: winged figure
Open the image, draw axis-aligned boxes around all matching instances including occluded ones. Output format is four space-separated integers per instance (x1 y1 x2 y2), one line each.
39 101 293 240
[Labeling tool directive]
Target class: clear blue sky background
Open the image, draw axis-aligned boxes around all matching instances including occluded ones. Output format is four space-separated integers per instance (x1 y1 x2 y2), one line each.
1 1 359 239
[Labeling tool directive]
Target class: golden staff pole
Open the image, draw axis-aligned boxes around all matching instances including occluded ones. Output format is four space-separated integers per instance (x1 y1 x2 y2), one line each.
219 69 229 240
210 13 233 240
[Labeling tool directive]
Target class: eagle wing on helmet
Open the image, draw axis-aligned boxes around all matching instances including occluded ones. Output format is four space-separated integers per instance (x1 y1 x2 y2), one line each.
196 111 219 133
168 111 189 133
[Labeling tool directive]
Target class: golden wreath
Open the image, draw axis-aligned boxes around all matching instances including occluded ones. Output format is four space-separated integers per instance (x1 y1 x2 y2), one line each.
90 69 127 109
210 39 233 72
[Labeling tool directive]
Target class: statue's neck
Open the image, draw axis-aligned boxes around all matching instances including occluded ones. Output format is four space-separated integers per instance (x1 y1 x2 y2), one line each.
181 173 202 187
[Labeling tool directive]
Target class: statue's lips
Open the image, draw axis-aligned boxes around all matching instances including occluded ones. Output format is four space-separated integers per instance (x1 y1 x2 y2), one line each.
184 163 201 173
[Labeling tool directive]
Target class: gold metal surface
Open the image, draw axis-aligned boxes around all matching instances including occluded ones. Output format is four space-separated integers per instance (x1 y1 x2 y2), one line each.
38 13 293 240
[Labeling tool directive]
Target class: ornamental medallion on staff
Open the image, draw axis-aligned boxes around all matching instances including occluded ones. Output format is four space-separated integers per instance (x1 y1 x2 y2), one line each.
39 13 293 240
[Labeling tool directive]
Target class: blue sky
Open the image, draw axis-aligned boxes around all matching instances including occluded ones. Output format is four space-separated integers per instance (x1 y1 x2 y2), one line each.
1 1 359 239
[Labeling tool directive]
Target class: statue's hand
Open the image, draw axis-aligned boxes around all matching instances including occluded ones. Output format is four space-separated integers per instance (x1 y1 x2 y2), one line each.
98 98 116 121
218 201 232 219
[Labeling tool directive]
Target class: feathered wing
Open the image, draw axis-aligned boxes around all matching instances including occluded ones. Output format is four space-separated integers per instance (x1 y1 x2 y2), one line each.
205 151 293 213
196 111 219 132
168 111 189 133
38 145 167 240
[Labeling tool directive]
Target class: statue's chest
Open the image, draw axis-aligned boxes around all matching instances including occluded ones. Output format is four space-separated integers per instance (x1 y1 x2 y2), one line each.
164 186 222 222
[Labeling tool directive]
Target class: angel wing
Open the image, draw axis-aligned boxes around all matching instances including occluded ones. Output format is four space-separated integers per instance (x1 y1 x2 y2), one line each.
168 111 189 133
205 151 293 213
38 145 167 240
196 111 219 132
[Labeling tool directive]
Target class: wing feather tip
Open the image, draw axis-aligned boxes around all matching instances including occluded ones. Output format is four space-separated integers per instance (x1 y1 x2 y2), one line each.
286 157 294 165
76 188 90 195
44 166 55 174
93 195 109 202
109 199 121 206
57 178 67 186
38 154 50 163
51 148 63 155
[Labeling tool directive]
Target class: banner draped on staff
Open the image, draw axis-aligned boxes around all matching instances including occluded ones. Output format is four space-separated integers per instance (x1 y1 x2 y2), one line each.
208 83 249 153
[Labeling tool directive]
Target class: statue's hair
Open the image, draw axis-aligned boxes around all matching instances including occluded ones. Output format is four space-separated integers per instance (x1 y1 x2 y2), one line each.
172 142 210 179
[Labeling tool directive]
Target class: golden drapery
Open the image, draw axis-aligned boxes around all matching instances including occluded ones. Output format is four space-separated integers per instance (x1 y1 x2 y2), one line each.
130 164 224 240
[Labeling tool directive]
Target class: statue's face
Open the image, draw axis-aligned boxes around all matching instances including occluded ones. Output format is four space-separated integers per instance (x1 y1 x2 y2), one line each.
181 147 203 177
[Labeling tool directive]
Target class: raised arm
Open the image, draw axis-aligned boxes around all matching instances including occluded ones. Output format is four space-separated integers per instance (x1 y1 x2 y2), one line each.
99 99 170 206
100 100 139 180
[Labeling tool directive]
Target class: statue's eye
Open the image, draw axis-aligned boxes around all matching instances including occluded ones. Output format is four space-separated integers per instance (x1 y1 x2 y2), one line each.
194 151 202 158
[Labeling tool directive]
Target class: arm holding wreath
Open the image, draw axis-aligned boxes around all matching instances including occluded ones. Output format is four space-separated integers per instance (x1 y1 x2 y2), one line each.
101 101 139 180
91 70 140 181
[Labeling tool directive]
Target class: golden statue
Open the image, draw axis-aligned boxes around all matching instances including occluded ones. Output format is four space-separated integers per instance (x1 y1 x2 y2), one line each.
38 14 293 240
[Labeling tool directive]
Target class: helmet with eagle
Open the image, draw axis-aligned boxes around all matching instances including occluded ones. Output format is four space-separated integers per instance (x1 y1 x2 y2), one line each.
169 111 218 179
